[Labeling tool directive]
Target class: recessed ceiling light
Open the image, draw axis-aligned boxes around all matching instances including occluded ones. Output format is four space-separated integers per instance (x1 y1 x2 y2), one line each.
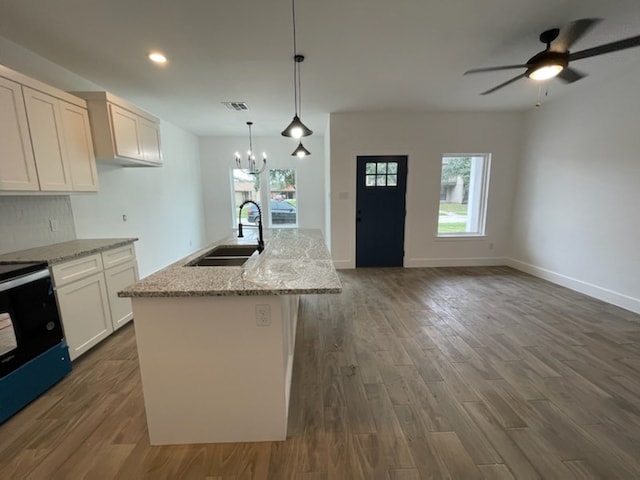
148 51 167 64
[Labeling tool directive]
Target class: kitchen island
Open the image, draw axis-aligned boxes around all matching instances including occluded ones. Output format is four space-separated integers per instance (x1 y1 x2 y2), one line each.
120 228 341 445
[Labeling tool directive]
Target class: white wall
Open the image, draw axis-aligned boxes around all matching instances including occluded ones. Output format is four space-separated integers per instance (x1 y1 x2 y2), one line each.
329 112 524 268
198 135 326 243
0 36 207 277
508 66 640 314
71 122 207 277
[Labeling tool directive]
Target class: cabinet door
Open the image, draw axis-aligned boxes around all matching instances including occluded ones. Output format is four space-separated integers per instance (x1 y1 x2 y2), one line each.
60 102 98 191
56 272 113 360
109 103 142 160
104 261 138 331
0 77 39 190
23 87 72 191
139 116 162 165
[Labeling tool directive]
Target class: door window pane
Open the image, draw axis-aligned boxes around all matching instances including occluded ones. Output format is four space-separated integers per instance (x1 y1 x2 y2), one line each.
365 160 400 188
269 169 297 226
437 155 491 236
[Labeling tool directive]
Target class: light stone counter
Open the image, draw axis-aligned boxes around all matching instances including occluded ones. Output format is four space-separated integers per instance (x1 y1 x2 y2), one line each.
0 238 138 265
120 228 341 297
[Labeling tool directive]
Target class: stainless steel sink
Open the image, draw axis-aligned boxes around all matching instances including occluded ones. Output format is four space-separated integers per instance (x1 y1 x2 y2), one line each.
193 257 250 267
187 244 259 267
205 245 259 257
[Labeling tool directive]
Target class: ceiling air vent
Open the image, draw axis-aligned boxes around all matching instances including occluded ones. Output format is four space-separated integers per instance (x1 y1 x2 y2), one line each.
222 102 249 111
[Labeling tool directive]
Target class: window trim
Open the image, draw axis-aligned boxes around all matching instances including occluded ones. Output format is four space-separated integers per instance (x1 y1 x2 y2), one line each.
436 153 491 238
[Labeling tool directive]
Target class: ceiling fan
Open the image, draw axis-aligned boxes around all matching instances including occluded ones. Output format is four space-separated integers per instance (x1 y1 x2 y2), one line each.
465 18 640 95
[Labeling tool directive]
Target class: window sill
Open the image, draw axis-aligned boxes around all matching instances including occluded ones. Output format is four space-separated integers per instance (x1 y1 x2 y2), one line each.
270 224 299 229
434 234 488 241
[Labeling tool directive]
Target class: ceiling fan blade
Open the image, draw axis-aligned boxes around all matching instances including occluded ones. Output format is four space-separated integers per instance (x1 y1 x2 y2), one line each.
551 18 602 52
570 35 640 61
480 73 527 95
556 67 586 83
465 64 528 75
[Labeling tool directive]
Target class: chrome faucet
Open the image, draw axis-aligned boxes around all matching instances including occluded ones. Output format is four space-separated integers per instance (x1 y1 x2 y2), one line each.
238 200 264 252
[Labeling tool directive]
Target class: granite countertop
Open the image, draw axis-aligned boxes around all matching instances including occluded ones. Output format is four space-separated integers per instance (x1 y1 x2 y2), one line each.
120 228 342 297
0 238 138 265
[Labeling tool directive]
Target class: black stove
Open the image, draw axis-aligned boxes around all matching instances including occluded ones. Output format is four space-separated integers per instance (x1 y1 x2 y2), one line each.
0 262 49 282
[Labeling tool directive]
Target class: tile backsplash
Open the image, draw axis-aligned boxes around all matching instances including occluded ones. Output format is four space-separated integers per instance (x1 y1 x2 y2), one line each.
0 196 76 254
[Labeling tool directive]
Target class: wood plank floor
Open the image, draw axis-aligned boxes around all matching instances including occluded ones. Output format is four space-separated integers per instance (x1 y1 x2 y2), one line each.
1 266 640 479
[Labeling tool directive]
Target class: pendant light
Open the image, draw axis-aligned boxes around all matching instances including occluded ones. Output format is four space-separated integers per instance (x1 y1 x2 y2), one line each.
292 141 311 158
281 0 312 139
235 122 266 175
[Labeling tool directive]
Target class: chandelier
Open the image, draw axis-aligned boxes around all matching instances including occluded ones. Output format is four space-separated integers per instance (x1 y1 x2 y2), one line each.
235 122 266 175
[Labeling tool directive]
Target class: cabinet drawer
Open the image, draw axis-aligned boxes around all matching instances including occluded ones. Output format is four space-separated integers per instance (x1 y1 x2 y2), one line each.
102 244 136 269
51 253 103 287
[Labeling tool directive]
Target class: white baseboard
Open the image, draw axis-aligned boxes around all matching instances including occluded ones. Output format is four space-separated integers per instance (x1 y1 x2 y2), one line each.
405 257 507 268
506 258 640 315
334 257 505 269
333 260 355 269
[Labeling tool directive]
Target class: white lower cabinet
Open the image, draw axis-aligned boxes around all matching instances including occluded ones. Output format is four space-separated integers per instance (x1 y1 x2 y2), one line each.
56 271 112 361
104 261 138 331
52 243 138 360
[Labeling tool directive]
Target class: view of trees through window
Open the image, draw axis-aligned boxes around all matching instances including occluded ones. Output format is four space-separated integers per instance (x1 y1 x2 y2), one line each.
268 169 297 226
438 155 490 235
231 168 297 227
232 169 260 225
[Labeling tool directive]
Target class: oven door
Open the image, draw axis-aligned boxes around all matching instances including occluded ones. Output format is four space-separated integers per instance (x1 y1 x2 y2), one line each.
0 269 64 378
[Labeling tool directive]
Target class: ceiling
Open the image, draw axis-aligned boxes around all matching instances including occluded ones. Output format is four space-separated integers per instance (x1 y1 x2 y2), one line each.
1 0 639 136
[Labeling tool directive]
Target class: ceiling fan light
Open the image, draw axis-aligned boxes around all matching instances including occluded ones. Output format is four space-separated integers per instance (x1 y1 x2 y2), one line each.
281 115 313 138
292 141 311 158
529 64 564 80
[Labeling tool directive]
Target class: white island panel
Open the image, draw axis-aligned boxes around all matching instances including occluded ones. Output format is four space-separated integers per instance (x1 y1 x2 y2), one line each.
133 294 299 445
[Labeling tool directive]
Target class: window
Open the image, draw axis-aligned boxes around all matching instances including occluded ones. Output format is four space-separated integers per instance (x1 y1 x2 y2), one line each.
231 169 261 226
365 161 398 187
437 154 490 236
230 168 298 227
268 169 297 226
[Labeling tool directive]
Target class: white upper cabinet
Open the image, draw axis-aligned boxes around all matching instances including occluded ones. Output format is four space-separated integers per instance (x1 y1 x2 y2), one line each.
0 77 39 190
60 102 99 191
138 115 162 165
110 103 142 159
0 64 99 193
23 86 73 191
75 91 162 167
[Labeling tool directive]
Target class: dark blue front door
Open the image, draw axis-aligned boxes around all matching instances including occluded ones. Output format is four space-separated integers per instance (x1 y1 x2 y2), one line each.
356 156 408 267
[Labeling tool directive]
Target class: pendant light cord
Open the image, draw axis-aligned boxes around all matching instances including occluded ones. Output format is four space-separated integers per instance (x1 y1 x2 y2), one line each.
291 0 299 116
297 58 303 117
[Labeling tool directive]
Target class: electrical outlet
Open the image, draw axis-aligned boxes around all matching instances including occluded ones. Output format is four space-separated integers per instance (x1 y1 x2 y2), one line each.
49 219 59 232
256 304 271 326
